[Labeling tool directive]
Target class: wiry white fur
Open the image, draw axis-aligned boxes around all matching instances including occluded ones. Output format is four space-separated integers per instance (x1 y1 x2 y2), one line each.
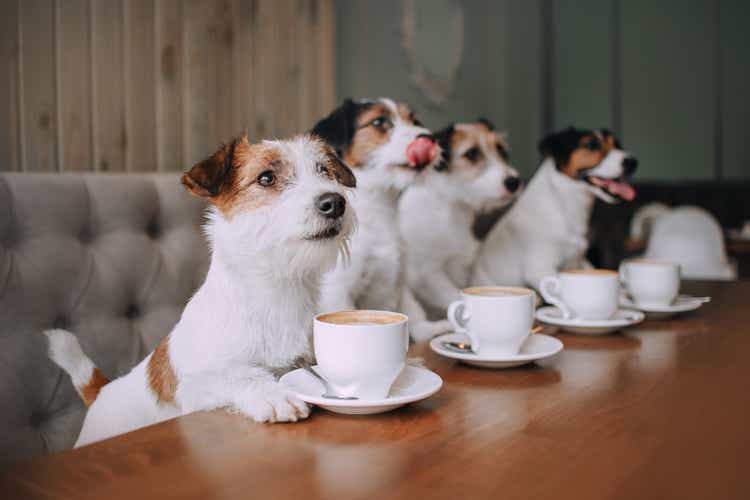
318 98 450 342
474 150 628 291
399 141 518 318
46 136 355 447
44 329 97 391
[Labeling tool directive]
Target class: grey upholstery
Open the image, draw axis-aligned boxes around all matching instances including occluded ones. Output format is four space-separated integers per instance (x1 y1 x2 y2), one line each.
0 173 208 465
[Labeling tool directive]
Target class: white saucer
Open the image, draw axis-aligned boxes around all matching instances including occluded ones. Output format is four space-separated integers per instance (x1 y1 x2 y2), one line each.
429 332 563 368
620 295 708 318
279 365 442 415
535 306 644 335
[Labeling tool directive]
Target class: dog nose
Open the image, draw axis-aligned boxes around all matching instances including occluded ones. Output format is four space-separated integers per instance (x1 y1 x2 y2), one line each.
504 176 521 193
315 192 346 219
622 156 638 176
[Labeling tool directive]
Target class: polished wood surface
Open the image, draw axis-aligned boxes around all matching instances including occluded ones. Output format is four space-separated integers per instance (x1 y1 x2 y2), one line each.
3 281 749 499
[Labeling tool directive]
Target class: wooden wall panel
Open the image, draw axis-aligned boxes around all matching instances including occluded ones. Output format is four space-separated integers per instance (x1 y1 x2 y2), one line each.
185 0 241 165
1 0 335 172
20 0 58 171
56 0 92 171
155 0 184 171
91 0 126 172
124 0 157 171
0 0 20 171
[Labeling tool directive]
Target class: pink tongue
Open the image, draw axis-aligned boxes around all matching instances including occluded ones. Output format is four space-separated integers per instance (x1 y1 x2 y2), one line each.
406 137 437 168
598 178 636 201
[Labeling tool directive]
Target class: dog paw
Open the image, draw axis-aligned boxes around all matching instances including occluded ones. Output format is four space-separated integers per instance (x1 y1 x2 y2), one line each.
236 382 310 423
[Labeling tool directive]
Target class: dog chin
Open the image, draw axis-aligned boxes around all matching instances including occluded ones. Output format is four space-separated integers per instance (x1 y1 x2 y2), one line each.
477 194 516 213
303 220 344 241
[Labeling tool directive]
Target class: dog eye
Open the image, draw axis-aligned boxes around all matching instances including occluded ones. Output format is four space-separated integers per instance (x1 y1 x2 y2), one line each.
463 147 481 162
410 114 424 127
370 116 391 129
317 163 329 175
257 170 276 187
584 138 601 151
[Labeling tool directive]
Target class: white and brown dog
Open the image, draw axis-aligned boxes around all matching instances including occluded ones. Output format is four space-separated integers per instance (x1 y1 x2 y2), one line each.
473 127 637 290
311 98 449 341
45 134 357 447
399 119 520 318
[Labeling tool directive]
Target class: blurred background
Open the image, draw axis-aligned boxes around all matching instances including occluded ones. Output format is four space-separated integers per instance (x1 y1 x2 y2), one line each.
0 0 748 267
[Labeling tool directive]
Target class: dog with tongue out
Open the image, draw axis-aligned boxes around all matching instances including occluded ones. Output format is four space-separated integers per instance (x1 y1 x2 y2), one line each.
311 98 453 342
473 127 638 292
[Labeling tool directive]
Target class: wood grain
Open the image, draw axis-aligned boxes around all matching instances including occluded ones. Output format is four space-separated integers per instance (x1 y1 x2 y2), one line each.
91 0 126 172
124 0 157 172
0 0 334 172
155 0 184 171
0 0 20 171
56 0 92 171
2 281 749 499
19 0 58 171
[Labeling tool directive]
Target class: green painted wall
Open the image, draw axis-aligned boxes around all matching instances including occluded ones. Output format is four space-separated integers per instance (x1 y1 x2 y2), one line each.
334 0 749 181
334 0 544 178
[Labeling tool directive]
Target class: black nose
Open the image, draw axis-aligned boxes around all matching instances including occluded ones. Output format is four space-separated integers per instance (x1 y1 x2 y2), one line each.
315 192 346 219
417 133 435 141
622 156 638 176
504 176 521 193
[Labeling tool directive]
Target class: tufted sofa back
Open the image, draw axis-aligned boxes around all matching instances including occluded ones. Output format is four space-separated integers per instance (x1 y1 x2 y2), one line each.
0 173 209 465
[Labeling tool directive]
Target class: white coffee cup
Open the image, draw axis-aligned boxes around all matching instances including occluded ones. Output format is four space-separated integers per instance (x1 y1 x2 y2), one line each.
313 310 408 400
620 258 680 307
539 269 619 320
447 286 536 356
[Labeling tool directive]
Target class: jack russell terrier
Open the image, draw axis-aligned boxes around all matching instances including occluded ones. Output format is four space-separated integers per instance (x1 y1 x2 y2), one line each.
311 98 450 342
45 134 357 447
473 127 637 290
399 119 520 318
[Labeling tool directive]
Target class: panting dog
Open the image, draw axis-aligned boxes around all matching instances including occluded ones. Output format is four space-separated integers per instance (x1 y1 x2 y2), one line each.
399 119 520 318
473 127 637 290
45 134 356 446
311 98 450 341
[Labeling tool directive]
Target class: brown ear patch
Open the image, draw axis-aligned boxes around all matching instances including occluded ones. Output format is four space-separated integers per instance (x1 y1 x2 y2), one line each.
323 145 357 188
78 368 110 407
148 335 178 405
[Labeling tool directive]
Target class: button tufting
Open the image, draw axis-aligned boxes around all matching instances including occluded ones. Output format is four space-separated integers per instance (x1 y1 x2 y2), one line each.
125 304 140 319
52 316 70 329
146 220 160 239
79 227 92 244
29 411 45 427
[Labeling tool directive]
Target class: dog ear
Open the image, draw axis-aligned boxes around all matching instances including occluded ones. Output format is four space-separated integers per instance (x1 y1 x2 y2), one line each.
477 117 495 131
432 124 454 173
599 128 623 149
538 127 584 169
322 145 357 188
310 98 359 159
182 137 240 198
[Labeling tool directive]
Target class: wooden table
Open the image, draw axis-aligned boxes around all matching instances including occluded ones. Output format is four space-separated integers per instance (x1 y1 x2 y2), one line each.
3 282 749 499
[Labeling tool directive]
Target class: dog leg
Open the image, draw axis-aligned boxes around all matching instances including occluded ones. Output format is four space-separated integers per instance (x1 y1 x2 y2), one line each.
415 269 462 312
178 367 310 423
401 286 452 342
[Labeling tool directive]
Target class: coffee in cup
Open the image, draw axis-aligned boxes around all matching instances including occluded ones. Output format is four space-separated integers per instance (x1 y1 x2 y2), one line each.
314 310 408 400
620 259 680 307
539 269 619 320
447 286 536 355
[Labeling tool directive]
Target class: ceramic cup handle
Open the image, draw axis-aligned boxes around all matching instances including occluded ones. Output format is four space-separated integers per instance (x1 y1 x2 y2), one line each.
539 275 573 319
447 300 479 351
